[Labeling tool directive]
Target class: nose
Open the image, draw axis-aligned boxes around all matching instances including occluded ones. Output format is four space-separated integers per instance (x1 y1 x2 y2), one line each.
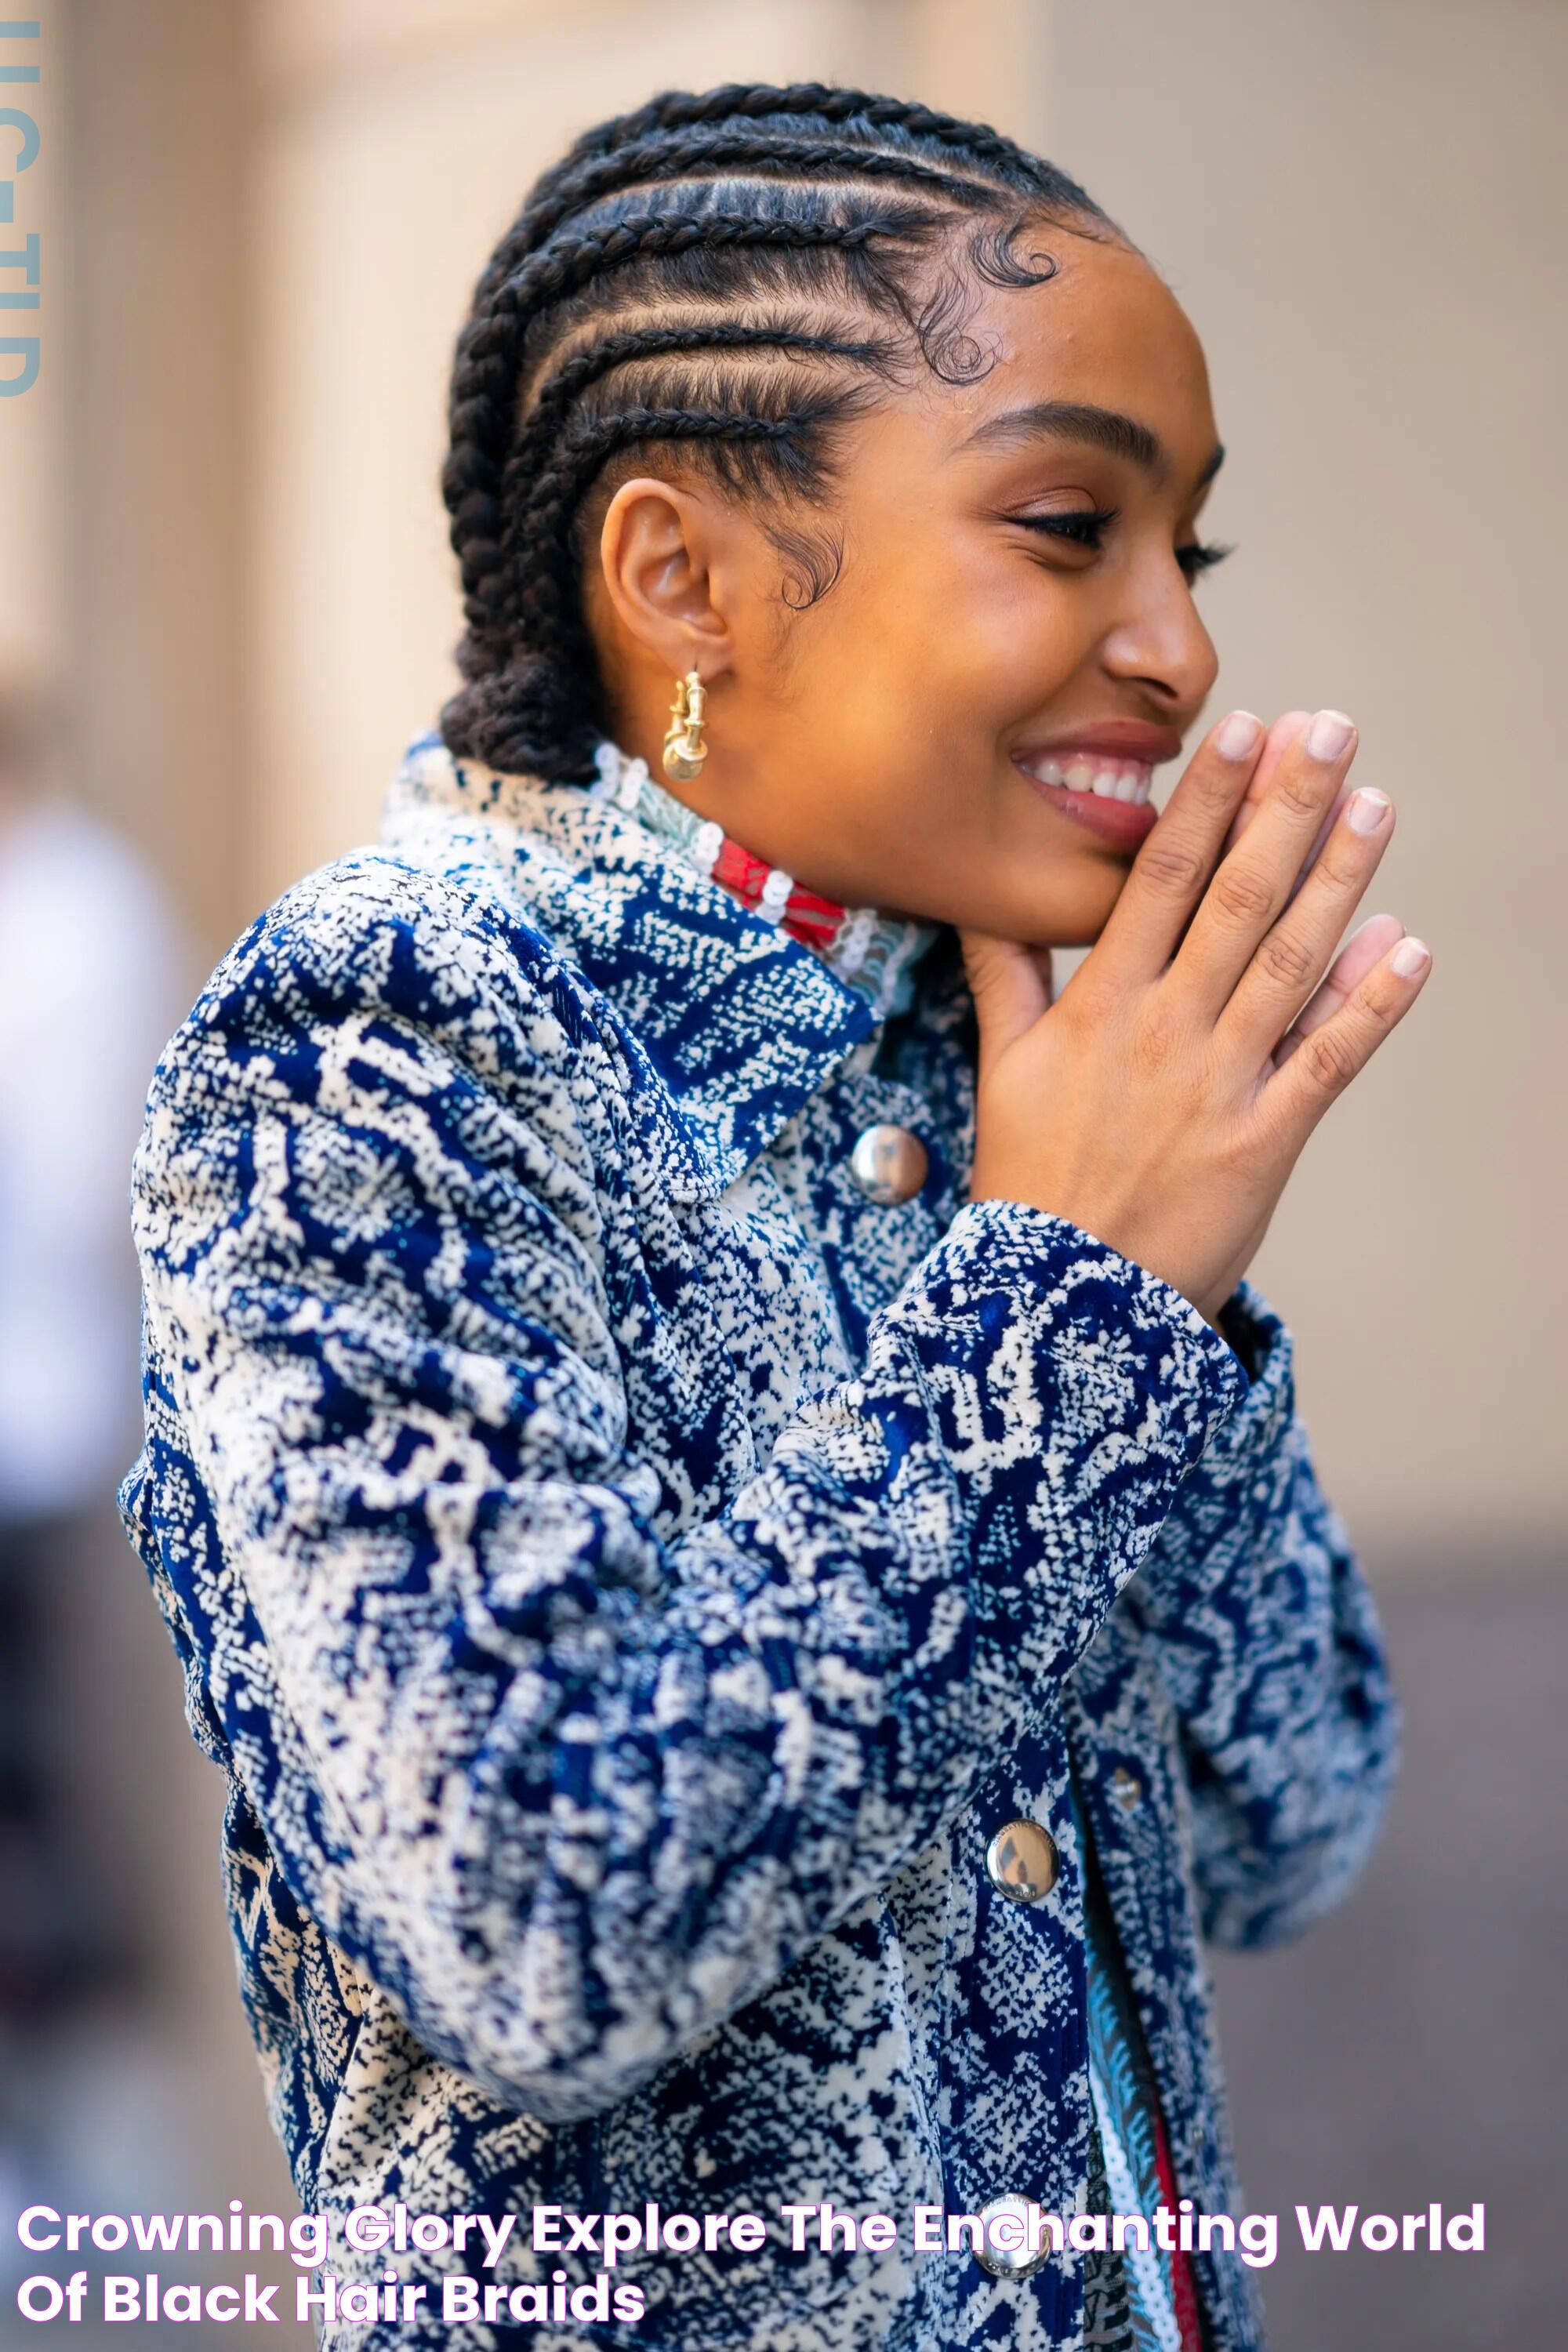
1098 557 1219 717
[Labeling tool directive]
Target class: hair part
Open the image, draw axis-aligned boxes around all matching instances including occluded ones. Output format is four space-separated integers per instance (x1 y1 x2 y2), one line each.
438 82 1117 782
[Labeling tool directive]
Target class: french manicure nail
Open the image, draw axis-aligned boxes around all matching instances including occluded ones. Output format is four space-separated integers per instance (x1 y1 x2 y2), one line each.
1345 786 1391 835
1215 710 1264 760
1305 707 1356 761
1390 936 1430 978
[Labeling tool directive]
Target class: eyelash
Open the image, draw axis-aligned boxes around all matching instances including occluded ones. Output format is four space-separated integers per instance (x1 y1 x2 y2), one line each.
1013 505 1233 584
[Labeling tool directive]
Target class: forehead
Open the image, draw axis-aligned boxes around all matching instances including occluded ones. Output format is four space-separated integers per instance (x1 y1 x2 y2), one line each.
924 232 1217 462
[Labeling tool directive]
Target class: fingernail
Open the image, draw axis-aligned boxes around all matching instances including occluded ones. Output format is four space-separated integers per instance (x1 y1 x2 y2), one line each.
1305 707 1356 761
1389 935 1430 978
1215 710 1263 760
1345 786 1391 835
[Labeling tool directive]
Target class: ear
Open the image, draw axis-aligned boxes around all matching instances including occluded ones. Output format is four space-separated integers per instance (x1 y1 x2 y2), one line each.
596 476 737 685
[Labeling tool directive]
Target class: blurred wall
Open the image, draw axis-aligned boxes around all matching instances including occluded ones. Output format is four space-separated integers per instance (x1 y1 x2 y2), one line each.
1042 0 1566 1568
59 0 244 981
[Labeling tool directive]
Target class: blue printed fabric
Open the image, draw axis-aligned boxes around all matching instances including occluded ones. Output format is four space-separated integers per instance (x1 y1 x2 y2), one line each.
118 731 1399 2352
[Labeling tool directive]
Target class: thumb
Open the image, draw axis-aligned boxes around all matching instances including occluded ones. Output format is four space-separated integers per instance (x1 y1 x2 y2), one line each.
958 927 1054 1081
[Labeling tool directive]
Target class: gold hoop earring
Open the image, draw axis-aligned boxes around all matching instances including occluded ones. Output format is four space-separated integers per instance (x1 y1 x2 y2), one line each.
662 669 708 783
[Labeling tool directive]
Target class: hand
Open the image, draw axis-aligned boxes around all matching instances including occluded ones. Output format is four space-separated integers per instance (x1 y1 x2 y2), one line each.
959 707 1432 1324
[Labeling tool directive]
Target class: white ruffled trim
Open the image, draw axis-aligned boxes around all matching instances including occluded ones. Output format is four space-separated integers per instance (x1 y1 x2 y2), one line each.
833 904 878 978
589 742 619 800
757 864 795 923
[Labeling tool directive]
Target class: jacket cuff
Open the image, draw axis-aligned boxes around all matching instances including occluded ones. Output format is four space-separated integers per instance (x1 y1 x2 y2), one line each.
1203 1276 1297 1468
909 1197 1249 1454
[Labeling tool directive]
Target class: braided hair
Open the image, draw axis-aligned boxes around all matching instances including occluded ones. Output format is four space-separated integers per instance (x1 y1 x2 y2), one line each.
439 82 1117 782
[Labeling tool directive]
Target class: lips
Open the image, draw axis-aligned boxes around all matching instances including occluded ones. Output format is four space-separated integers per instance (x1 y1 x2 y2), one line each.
1011 724 1179 852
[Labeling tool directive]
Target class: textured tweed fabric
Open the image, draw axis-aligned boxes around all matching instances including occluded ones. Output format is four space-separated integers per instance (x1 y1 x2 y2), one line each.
118 730 1399 2351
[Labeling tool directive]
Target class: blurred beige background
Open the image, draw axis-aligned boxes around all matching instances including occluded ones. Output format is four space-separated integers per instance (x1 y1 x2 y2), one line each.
3 3 1563 2347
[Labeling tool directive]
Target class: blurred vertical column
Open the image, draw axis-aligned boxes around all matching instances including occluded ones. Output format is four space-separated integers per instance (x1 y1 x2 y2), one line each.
58 0 245 960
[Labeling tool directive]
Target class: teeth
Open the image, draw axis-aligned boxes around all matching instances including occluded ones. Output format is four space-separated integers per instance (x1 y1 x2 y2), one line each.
1022 753 1154 804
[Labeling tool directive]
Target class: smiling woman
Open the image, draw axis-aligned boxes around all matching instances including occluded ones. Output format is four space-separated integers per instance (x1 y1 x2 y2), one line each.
119 78 1428 2352
579 239 1240 946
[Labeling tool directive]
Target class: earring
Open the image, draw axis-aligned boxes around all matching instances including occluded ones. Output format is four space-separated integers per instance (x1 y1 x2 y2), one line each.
662 669 709 783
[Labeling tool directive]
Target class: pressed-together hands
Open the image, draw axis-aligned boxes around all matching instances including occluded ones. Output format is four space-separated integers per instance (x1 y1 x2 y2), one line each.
960 709 1432 1327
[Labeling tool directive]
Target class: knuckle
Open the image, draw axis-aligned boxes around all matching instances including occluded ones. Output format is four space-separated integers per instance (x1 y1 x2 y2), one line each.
1301 1024 1359 1094
1256 927 1317 992
1354 969 1403 1025
1276 765 1333 820
1315 845 1368 895
1210 864 1276 927
1187 760 1245 817
1131 1002 1184 1080
1215 1120 1261 1183
1137 840 1205 898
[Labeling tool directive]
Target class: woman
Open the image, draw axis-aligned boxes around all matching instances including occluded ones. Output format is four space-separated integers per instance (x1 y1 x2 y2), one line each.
120 82 1428 2352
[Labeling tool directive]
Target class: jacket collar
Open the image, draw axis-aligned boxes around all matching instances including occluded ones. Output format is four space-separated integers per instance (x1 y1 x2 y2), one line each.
378 731 968 1203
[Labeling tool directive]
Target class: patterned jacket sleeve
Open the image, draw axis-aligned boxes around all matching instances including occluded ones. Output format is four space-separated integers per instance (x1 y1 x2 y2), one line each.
1119 1280 1401 1951
122 863 1249 2123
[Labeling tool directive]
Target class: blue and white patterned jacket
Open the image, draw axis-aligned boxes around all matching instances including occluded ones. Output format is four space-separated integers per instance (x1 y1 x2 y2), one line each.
118 731 1399 2352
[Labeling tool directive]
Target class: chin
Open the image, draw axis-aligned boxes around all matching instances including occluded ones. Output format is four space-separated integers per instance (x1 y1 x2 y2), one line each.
1024 872 1127 950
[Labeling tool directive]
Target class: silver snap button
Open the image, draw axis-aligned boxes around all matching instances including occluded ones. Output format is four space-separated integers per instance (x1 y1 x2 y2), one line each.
1110 1767 1143 1812
974 2194 1051 2279
984 1819 1060 1904
848 1121 928 1204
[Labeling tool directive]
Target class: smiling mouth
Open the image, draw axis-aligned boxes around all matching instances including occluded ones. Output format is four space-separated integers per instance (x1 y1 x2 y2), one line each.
1014 751 1154 806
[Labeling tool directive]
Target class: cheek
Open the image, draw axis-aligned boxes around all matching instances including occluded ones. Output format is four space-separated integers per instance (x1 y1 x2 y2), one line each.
952 553 1094 717
779 534 1091 786
857 542 1094 755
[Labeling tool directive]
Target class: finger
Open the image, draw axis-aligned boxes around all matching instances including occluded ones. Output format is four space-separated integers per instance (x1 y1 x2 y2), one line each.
1225 711 1356 913
1265 931 1432 1134
1089 708 1265 985
1218 784 1396 1062
1221 710 1312 853
959 927 1054 1084
1171 710 1317 962
1272 912 1404 1067
1166 707 1360 1022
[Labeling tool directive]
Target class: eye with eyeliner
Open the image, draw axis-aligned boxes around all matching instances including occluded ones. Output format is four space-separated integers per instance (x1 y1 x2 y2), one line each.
1010 503 1120 549
1008 503 1232 583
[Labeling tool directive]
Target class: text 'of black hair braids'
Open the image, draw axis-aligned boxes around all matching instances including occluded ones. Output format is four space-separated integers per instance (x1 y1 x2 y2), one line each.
438 83 1116 782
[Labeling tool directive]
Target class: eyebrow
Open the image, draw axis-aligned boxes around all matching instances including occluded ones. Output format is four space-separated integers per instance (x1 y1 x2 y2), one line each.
953 398 1225 493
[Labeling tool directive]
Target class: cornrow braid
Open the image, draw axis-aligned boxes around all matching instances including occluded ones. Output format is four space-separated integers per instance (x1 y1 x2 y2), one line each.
532 82 1069 216
438 84 1115 781
510 127 1007 257
444 202 939 655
